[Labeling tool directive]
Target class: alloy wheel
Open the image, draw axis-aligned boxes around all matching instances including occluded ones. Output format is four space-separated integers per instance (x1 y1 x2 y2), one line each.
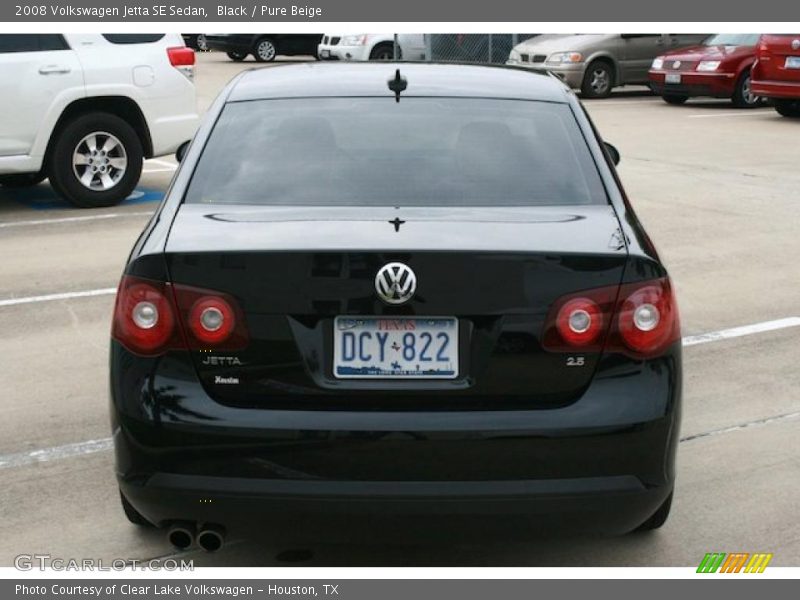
257 40 276 61
590 67 610 96
72 132 127 191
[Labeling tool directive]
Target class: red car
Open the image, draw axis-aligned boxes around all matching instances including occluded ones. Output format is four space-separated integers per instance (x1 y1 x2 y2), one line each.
649 34 761 107
752 34 800 118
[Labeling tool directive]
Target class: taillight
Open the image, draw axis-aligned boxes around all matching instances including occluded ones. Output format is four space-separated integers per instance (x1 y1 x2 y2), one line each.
188 296 236 345
167 46 195 80
617 280 678 354
112 275 247 356
543 277 680 359
112 276 177 356
172 284 248 351
555 298 603 347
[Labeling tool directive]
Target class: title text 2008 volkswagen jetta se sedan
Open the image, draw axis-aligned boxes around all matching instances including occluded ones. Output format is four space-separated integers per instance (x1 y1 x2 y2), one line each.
110 63 681 552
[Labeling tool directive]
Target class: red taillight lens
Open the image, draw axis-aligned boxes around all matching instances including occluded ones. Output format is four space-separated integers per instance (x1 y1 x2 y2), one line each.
172 284 248 350
167 46 195 67
112 276 176 356
188 296 236 344
543 277 680 359
112 276 248 355
617 279 679 355
555 298 603 347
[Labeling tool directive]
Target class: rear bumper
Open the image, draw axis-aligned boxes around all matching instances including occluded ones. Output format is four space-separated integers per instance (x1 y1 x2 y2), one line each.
649 71 736 98
751 78 800 99
111 343 681 536
120 474 671 538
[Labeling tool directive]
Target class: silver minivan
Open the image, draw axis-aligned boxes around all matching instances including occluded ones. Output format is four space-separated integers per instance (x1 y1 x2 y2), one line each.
508 34 709 98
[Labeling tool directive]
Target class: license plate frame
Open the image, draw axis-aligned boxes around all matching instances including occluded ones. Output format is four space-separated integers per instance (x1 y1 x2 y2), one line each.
665 72 682 84
333 316 459 380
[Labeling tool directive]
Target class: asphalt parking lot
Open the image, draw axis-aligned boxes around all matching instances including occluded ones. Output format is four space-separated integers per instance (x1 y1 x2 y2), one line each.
1 51 798 567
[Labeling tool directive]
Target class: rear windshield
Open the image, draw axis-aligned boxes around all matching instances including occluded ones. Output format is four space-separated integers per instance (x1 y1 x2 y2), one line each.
185 97 608 207
703 34 760 46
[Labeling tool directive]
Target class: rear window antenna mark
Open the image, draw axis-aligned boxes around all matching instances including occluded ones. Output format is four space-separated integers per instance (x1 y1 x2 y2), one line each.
388 69 407 103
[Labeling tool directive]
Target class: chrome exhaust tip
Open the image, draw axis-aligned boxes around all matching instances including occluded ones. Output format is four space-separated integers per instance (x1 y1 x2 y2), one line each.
197 524 225 553
167 521 195 550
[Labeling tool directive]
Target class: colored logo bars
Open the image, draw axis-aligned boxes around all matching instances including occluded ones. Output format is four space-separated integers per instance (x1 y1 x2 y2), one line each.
697 552 773 573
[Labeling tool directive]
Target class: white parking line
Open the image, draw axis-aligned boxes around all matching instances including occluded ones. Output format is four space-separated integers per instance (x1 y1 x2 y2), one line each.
0 287 117 307
0 437 113 469
682 317 800 346
687 111 770 119
0 211 152 229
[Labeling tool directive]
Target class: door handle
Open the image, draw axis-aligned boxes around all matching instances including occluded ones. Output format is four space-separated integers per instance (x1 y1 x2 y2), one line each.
39 65 71 75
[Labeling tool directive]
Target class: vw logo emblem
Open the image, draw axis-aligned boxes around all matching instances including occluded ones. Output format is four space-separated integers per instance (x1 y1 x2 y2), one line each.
793 39 800 50
672 60 681 69
375 262 417 305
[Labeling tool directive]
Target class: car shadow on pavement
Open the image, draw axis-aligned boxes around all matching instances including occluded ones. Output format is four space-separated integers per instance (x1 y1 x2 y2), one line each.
0 182 163 211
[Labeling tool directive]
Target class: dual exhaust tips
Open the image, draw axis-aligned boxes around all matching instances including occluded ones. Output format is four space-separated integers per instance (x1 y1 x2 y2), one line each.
167 522 225 553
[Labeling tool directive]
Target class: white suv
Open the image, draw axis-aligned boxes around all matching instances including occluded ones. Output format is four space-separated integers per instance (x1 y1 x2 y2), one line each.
0 34 199 208
318 34 427 61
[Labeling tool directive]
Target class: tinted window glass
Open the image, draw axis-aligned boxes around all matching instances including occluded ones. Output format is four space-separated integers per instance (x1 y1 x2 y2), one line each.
0 34 68 53
102 34 165 44
186 98 607 207
703 34 760 46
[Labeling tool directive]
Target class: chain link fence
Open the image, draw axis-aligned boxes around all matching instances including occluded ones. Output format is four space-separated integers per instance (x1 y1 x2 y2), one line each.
382 34 539 64
422 34 538 64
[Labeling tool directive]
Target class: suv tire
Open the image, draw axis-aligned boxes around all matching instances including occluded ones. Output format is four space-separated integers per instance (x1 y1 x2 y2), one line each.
48 112 143 208
370 43 398 61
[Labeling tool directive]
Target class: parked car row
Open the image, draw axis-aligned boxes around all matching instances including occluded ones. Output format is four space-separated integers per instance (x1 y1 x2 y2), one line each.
197 33 427 63
508 33 800 117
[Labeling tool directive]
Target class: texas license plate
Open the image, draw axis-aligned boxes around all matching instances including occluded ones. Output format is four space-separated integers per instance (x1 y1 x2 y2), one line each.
786 56 800 69
333 317 458 379
665 73 682 84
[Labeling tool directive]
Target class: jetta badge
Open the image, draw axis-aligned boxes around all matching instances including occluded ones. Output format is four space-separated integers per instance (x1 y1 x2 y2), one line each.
375 262 417 305
793 39 800 50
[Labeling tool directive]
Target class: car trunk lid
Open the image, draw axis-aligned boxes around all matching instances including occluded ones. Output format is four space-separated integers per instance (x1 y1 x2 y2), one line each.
163 204 628 410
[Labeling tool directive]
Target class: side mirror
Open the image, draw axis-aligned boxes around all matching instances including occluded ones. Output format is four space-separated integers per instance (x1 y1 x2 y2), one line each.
176 141 190 163
604 142 621 166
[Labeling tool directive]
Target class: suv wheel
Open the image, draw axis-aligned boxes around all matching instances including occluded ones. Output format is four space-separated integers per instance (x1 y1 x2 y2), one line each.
253 37 277 62
581 61 614 99
370 43 398 61
732 70 760 108
774 99 800 118
0 172 46 188
48 112 143 208
227 51 247 61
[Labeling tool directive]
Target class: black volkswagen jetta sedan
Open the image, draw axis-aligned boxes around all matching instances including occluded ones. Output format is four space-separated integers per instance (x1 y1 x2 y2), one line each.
111 63 681 551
